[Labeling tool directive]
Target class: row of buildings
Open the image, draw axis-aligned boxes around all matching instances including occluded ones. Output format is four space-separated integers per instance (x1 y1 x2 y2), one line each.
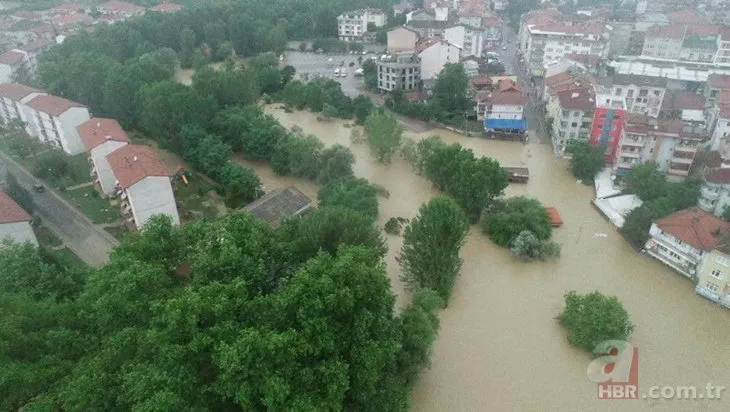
0 83 179 230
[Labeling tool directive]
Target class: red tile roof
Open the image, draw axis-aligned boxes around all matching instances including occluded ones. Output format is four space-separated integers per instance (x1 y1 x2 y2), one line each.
19 39 52 53
0 83 43 101
77 118 130 151
664 91 705 111
708 74 730 90
107 144 169 189
26 95 85 116
0 50 25 65
471 76 493 87
557 88 595 111
646 24 685 39
686 24 719 36
98 1 145 13
0 191 32 224
706 167 730 184
668 10 708 25
654 208 730 251
482 16 502 26
149 2 183 12
563 53 602 68
416 37 441 53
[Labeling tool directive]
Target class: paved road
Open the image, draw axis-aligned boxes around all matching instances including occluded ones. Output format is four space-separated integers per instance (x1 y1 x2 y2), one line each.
284 51 370 98
0 152 118 267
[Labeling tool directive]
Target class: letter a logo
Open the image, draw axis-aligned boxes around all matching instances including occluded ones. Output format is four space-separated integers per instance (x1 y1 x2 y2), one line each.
586 340 635 384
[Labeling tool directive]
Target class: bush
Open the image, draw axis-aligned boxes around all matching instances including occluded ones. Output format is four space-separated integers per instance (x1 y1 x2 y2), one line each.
481 197 553 247
32 151 71 181
318 177 379 221
509 230 561 261
384 217 409 235
557 291 634 352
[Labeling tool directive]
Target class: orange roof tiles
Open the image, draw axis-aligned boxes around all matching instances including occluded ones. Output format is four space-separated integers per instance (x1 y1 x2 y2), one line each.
107 144 169 189
0 83 43 101
654 208 730 251
0 191 32 224
26 95 85 116
77 118 130 151
0 50 25 65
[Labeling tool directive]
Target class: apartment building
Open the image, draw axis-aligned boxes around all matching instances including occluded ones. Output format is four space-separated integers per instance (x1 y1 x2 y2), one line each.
478 79 527 134
610 74 666 118
542 70 594 102
444 24 484 58
0 83 46 129
338 9 387 42
0 51 26 84
24 94 90 155
694 236 730 308
698 166 730 216
704 73 730 105
520 13 611 77
107 144 180 229
641 25 685 60
707 106 730 151
551 88 596 156
0 191 37 247
0 39 52 84
376 53 421 92
645 208 730 278
387 26 420 54
417 37 461 82
77 118 130 196
713 28 730 65
589 88 628 163
660 91 707 126
643 23 722 64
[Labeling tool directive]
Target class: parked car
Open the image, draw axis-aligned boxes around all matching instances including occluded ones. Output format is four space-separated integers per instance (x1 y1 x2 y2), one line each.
33 184 45 193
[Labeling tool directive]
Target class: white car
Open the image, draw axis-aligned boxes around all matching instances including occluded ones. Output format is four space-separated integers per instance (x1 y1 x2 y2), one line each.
502 46 507 50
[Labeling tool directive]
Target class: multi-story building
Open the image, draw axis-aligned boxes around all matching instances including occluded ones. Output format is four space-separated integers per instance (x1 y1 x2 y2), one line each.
679 25 720 63
694 235 730 308
0 191 37 247
551 87 596 156
610 74 666 118
642 23 721 64
0 83 46 129
542 70 594 102
698 166 730 215
641 25 685 60
478 79 527 134
444 24 484 58
338 9 387 42
17 39 51 81
481 16 503 48
24 94 90 155
77 118 130 196
407 19 451 38
417 37 461 82
520 13 611 77
0 39 52 84
704 73 730 105
645 208 730 278
490 0 507 12
387 26 420 54
0 51 26 84
590 88 628 163
707 106 730 151
376 53 422 92
713 28 730 66
107 144 180 229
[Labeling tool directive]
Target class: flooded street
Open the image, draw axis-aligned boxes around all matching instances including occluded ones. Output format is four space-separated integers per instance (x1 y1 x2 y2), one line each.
255 106 730 410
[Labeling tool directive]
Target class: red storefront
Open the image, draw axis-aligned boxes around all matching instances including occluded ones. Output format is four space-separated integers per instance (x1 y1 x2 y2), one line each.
589 103 626 164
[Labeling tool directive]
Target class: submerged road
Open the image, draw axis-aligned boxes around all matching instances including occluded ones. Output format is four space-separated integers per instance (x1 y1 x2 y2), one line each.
0 152 118 267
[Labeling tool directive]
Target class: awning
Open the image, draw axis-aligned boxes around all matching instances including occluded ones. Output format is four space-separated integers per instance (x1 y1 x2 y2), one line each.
484 118 528 131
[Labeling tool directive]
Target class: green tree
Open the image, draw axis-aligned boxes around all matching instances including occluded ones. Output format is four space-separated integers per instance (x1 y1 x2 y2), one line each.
216 163 263 208
362 59 378 90
397 289 442 385
178 27 197 68
280 65 296 86
481 197 553 247
317 144 355 184
558 291 634 351
620 198 675 247
192 135 233 178
431 63 470 116
364 109 403 163
318 177 380 220
270 132 324 179
666 179 701 210
203 21 226 50
507 0 539 30
398 197 469 304
352 95 375 124
509 230 561 261
626 161 667 201
32 151 71 182
566 141 605 183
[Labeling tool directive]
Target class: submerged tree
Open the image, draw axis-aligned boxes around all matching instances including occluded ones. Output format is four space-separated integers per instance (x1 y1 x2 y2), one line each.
558 290 634 352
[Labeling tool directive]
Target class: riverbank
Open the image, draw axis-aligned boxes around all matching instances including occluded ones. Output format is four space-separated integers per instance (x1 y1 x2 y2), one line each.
260 105 730 411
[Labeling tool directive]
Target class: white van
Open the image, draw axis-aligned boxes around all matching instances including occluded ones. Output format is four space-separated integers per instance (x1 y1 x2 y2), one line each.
334 68 340 76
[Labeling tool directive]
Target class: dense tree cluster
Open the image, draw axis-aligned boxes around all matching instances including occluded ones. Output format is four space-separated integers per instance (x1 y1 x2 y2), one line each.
481 196 553 246
565 141 605 183
558 290 634 352
510 230 561 261
365 109 403 163
413 136 509 222
0 210 441 410
281 78 375 122
621 162 701 247
398 197 469 304
318 177 381 221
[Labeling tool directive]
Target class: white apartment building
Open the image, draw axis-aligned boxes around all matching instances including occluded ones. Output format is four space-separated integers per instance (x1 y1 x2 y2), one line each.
376 53 421 92
0 83 46 130
337 9 387 42
417 38 461 81
24 94 90 155
107 144 180 229
444 24 484 58
551 88 595 156
521 19 611 77
642 25 685 60
645 208 730 278
77 118 130 196
477 80 527 134
708 107 730 151
698 166 730 216
0 191 37 247
610 74 666 118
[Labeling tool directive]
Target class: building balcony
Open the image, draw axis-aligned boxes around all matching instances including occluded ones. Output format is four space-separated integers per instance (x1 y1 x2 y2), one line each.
621 139 644 148
668 167 690 177
698 196 715 212
671 156 694 165
695 285 730 308
645 245 698 278
674 145 698 154
700 186 719 201
647 234 703 263
620 150 642 158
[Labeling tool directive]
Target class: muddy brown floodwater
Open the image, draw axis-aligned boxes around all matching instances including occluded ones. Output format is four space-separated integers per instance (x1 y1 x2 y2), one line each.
250 105 730 411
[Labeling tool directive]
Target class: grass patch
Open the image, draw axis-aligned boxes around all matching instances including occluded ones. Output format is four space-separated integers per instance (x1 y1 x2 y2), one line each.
61 186 120 224
23 152 91 189
173 176 223 220
33 225 62 248
105 225 131 242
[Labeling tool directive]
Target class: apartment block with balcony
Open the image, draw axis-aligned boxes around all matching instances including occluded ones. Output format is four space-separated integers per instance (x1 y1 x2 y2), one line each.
694 237 730 308
614 115 655 175
704 73 730 106
77 118 130 196
0 83 46 129
642 25 685 60
589 87 628 164
338 8 387 42
478 79 527 134
444 24 484 58
697 166 730 216
376 53 421 92
610 74 666 118
24 94 90 155
644 208 730 279
551 88 595 156
107 144 179 229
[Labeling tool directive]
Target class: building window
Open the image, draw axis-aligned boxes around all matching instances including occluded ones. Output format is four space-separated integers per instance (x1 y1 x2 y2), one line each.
615 88 622 96
711 269 723 279
716 256 730 266
705 282 719 292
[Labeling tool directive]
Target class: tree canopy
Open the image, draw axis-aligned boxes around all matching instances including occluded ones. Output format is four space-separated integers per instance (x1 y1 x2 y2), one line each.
365 109 404 163
481 196 553 247
558 290 634 352
565 141 605 183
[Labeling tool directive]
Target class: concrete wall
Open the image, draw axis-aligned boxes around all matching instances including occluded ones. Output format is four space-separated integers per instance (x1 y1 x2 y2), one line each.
489 104 523 120
91 140 128 196
127 176 180 229
419 42 460 80
387 27 418 54
0 221 37 246
57 107 91 155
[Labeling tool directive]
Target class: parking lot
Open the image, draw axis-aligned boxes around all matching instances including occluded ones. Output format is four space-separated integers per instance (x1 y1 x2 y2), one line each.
283 51 378 98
